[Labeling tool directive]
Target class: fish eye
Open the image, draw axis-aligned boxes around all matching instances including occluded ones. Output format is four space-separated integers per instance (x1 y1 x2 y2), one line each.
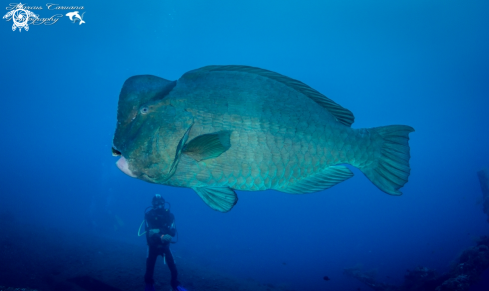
140 107 149 114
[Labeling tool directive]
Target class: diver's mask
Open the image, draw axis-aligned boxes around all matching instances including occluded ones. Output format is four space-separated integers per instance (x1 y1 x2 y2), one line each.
152 194 165 209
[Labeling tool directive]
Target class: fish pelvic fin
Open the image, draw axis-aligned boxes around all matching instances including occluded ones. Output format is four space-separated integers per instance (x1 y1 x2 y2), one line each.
360 125 415 195
279 165 354 194
194 186 238 212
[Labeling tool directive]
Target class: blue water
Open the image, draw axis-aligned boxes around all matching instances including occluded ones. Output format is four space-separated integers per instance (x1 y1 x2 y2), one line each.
1 1 489 290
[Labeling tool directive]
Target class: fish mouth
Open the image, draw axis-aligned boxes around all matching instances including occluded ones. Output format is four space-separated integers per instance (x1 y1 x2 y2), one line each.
111 145 156 181
112 147 121 157
112 146 137 178
116 156 137 178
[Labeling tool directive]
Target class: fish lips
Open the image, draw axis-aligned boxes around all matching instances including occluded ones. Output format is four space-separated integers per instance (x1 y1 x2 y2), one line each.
112 145 166 182
112 146 135 177
112 118 157 180
115 156 136 178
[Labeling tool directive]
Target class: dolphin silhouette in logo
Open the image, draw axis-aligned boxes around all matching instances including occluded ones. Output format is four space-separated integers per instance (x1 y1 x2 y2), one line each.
66 11 85 25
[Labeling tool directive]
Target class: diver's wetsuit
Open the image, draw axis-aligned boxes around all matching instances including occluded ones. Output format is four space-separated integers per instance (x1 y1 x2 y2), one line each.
144 207 179 289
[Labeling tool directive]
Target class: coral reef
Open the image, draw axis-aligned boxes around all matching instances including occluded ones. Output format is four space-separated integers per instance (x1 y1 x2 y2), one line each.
344 265 399 291
402 266 447 291
345 170 489 291
436 236 489 291
344 237 489 291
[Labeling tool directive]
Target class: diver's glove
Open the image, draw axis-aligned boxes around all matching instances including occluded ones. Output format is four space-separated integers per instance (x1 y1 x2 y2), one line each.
161 234 172 243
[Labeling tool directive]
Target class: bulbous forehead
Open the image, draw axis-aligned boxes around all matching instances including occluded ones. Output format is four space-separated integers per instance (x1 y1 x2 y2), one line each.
117 75 175 124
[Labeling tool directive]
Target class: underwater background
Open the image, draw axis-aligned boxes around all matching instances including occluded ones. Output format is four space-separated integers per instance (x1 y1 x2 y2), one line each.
1 0 489 290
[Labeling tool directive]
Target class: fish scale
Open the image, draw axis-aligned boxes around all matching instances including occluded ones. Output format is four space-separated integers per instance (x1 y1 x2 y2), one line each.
113 65 414 212
167 70 360 191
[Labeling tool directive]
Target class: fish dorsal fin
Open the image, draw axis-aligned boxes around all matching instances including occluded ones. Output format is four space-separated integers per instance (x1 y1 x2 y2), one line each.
188 65 355 127
183 130 232 161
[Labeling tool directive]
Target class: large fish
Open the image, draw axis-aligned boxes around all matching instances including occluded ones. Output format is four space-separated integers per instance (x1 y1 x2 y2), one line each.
112 65 414 212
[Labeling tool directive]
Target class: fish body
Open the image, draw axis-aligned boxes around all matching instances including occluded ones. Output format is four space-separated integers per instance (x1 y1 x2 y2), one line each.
113 66 414 212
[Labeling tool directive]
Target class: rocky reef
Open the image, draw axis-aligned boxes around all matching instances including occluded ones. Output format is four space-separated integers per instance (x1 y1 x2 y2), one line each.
344 245 489 291
436 236 489 291
344 169 489 291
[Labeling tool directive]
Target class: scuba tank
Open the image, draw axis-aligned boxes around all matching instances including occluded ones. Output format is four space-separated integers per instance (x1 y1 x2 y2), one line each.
138 201 178 243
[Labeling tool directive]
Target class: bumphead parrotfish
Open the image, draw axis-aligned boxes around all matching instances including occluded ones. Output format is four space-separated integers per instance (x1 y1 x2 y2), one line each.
112 65 414 212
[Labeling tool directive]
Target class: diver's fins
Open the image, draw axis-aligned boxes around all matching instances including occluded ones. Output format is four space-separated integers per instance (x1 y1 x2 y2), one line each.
176 286 189 291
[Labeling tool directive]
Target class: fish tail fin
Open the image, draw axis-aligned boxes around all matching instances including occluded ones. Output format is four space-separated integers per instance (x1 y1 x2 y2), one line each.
360 125 414 195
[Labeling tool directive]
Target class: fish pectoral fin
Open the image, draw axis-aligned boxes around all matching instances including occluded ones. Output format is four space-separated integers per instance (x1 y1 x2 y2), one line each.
280 165 354 194
194 186 238 212
183 130 232 162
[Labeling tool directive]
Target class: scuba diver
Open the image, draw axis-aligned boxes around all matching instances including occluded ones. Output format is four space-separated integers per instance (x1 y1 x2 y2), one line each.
141 194 186 291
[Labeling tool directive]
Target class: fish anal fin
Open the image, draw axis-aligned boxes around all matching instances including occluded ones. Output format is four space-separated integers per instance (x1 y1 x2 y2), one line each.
183 130 232 161
194 186 238 212
280 165 353 194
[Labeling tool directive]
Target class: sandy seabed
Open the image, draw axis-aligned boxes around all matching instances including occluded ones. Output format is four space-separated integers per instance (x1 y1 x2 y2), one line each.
0 222 294 291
